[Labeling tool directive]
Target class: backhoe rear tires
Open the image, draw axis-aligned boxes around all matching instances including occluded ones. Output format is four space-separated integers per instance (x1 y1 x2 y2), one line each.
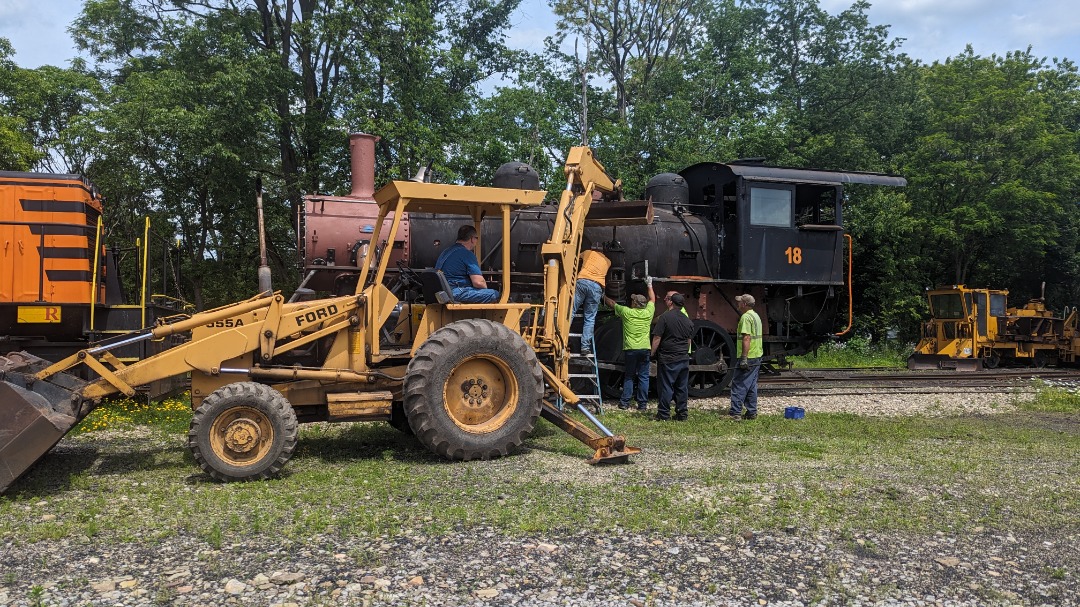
188 382 299 482
404 319 543 461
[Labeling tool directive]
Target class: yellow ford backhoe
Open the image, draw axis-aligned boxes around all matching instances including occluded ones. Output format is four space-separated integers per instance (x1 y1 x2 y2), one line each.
0 144 650 493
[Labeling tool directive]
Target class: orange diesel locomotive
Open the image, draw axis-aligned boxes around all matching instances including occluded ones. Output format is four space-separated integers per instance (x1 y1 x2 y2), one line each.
1 171 186 367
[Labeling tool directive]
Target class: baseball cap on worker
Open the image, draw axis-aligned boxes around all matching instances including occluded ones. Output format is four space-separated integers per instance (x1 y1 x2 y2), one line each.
735 293 755 307
630 293 647 307
669 292 685 307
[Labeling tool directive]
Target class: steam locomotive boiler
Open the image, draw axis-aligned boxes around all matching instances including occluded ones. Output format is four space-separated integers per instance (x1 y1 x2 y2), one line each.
299 134 906 397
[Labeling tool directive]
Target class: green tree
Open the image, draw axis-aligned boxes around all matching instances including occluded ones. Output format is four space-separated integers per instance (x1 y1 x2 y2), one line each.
899 48 1080 299
341 0 526 186
70 0 523 307
71 3 283 308
552 0 704 122
0 39 43 171
9 62 102 173
845 187 925 341
745 0 910 170
454 62 575 189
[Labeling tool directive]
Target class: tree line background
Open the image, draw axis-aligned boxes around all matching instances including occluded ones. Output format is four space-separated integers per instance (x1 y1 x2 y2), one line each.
2 0 1079 342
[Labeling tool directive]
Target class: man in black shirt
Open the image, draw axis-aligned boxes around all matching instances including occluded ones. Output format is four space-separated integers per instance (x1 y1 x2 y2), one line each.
650 292 695 421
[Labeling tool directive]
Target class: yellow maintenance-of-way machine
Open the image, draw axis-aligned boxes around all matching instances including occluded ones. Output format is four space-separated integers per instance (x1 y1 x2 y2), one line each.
0 144 650 493
907 284 1080 370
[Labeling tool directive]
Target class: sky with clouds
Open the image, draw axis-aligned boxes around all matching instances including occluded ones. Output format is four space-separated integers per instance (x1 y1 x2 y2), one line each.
2 0 1078 70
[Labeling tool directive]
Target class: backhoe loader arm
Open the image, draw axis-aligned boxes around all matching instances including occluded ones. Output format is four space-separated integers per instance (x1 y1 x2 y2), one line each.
546 147 621 250
539 147 622 350
565 146 621 200
56 292 364 400
32 292 287 399
1 291 366 492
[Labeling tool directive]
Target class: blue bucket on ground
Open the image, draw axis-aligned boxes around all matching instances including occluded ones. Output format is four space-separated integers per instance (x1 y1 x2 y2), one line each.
784 406 805 419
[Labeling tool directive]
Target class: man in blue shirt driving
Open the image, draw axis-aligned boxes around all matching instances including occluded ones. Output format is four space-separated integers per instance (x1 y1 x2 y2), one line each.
435 225 499 303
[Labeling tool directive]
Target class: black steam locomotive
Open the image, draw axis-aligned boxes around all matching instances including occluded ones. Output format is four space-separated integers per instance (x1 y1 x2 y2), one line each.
300 134 906 397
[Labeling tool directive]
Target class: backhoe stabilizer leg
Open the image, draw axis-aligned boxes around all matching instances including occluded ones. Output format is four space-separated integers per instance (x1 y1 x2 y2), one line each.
540 401 641 465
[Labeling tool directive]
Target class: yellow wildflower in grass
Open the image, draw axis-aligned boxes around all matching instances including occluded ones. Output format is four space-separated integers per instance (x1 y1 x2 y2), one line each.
72 391 193 435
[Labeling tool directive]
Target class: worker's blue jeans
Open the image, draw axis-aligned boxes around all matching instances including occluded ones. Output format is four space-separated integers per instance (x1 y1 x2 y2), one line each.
729 358 761 416
621 349 650 409
451 286 499 303
572 278 602 353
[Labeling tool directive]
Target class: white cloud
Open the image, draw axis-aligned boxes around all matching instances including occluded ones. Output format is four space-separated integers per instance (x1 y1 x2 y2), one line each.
823 0 1080 63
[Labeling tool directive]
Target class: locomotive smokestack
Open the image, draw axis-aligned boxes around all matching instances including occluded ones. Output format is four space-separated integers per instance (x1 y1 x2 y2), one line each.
349 132 379 199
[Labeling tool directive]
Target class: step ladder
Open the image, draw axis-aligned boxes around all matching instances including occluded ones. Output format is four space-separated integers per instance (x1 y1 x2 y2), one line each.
565 352 603 414
561 314 604 414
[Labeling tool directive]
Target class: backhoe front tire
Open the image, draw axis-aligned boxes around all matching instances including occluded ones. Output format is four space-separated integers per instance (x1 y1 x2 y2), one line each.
404 319 543 461
188 382 299 482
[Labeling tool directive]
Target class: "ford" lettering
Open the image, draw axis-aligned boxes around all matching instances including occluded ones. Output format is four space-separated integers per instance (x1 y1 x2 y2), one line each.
295 304 339 326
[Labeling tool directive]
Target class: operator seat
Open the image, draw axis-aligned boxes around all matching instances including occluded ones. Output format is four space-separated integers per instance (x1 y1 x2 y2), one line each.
420 269 455 304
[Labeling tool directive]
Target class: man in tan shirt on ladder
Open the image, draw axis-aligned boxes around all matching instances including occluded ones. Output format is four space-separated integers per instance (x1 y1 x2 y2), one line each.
573 249 611 356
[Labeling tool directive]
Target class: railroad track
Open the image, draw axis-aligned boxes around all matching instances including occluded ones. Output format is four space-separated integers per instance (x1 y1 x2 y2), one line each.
757 367 1080 395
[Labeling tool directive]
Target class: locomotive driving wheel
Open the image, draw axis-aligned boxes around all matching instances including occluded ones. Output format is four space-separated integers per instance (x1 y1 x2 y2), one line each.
688 319 735 397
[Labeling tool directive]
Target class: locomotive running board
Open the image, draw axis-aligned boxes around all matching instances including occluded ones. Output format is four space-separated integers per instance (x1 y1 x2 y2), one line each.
584 199 654 227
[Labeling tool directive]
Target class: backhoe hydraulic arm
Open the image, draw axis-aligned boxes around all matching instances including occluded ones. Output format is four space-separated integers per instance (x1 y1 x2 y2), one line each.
540 147 622 353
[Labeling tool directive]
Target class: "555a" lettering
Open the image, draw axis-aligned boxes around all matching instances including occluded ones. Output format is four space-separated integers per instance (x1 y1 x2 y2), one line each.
205 318 245 328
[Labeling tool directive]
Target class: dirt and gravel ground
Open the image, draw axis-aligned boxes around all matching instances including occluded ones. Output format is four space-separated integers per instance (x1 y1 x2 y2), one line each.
1 388 1076 607
3 524 1076 606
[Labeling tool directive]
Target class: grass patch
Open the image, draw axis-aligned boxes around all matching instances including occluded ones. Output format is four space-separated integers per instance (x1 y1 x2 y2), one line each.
2 388 1078 547
70 392 193 435
792 334 910 368
1022 381 1080 412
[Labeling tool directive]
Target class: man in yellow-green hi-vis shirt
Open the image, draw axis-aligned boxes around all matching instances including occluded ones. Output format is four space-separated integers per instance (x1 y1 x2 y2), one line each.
603 278 655 411
729 293 762 421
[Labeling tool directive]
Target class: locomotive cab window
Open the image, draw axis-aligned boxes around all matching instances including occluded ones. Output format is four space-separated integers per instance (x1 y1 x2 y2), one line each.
795 186 839 226
749 186 792 227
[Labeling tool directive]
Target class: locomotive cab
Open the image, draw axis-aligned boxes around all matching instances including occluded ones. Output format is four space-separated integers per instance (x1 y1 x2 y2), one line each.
676 161 907 370
680 161 851 284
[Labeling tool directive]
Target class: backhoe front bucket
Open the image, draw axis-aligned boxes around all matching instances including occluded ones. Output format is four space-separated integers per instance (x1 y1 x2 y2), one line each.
0 352 89 493
906 353 982 371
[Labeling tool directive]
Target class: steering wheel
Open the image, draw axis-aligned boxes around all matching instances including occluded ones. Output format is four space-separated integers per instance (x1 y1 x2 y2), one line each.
395 260 424 291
